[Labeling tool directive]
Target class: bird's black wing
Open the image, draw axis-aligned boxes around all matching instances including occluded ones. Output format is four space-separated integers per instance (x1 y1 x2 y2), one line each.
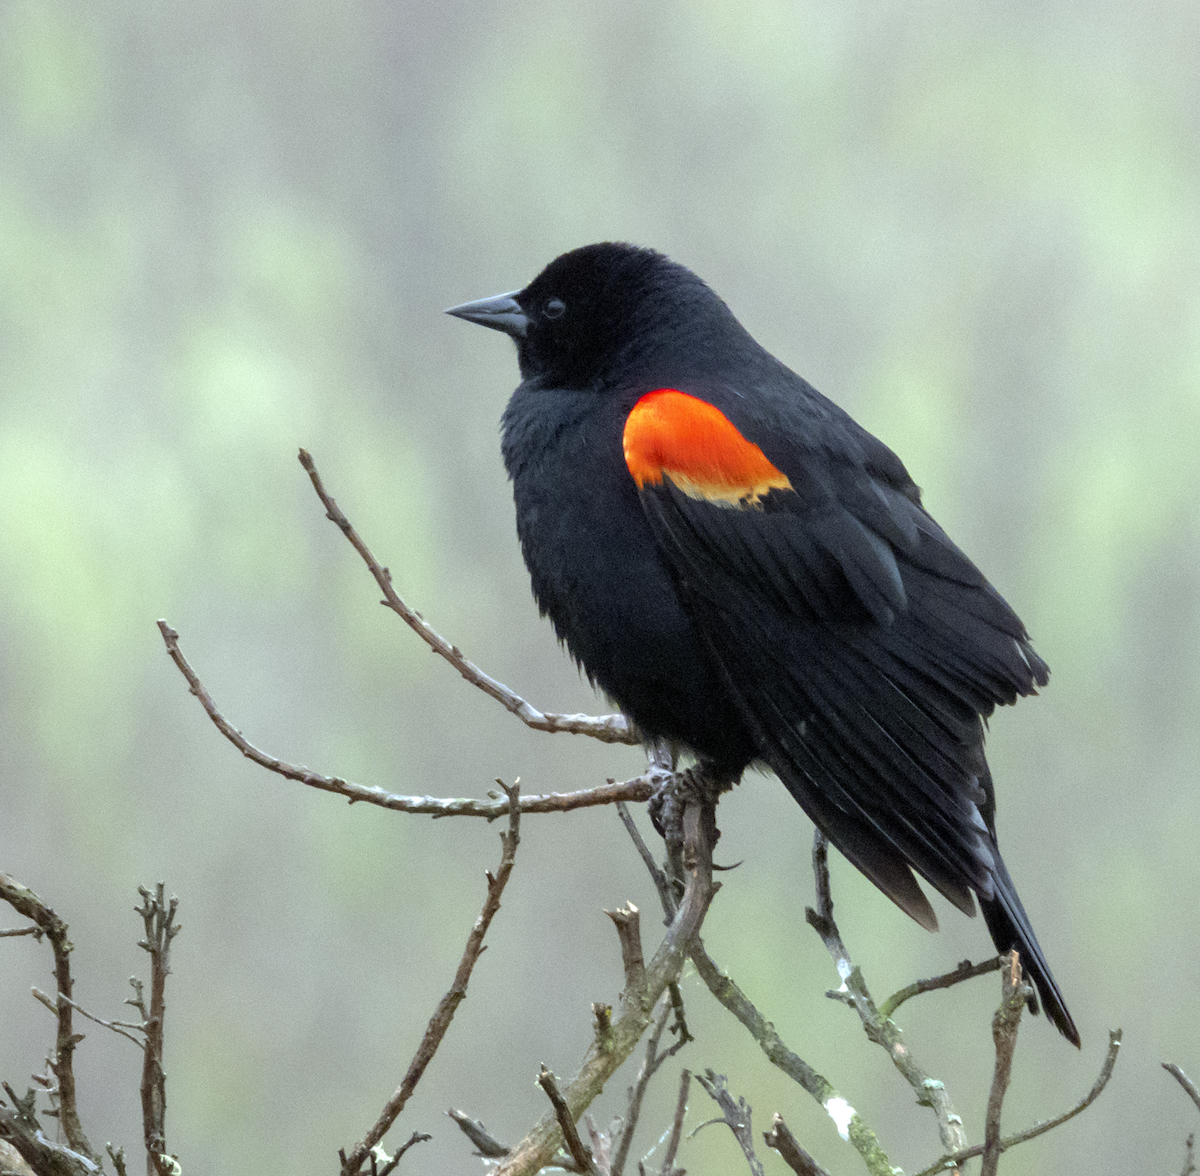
635 434 1077 1043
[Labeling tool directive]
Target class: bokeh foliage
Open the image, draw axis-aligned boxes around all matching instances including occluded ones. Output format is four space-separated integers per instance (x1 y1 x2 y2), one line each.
1 2 1198 1173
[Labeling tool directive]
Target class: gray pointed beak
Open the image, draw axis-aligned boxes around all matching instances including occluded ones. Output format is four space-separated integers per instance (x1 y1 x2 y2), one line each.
445 291 529 339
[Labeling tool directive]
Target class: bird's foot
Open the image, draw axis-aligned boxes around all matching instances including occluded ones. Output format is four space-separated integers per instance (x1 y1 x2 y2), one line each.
648 760 734 892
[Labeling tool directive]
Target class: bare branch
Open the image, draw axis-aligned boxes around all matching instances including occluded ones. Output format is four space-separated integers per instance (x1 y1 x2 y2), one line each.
623 809 896 1176
297 449 637 744
585 1116 612 1176
538 1068 599 1176
0 926 40 939
446 1108 509 1158
615 803 676 920
135 884 181 1176
693 1071 764 1176
610 993 691 1176
339 783 522 1174
158 620 652 817
370 1131 430 1176
493 793 716 1176
1165 1064 1200 1115
805 832 968 1161
0 874 98 1165
915 1030 1123 1176
0 1085 98 1176
879 956 1004 1020
660 1068 691 1176
31 991 144 1050
981 952 1029 1176
604 904 645 1000
1180 1134 1196 1176
665 983 691 1047
763 1115 833 1176
610 1000 671 1176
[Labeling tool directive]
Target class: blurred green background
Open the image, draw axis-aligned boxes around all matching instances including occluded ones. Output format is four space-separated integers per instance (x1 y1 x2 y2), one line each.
1 2 1198 1173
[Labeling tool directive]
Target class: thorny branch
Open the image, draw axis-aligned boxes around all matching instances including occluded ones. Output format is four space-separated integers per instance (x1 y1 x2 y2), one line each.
158 619 651 818
339 782 522 1175
297 448 636 745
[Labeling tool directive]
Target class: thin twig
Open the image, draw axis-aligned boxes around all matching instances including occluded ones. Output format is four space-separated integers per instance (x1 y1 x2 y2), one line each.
0 926 40 938
371 1131 431 1176
492 794 716 1176
879 956 1004 1020
339 783 522 1174
31 990 145 1050
914 1030 1123 1176
298 449 637 744
805 832 967 1162
981 952 1028 1176
693 1071 764 1176
1165 1064 1200 1115
159 620 651 817
660 1069 691 1176
763 1115 833 1176
0 874 98 1165
615 803 676 920
538 1068 598 1175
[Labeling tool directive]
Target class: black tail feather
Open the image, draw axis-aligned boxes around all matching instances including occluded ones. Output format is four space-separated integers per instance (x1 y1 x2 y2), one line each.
980 852 1080 1047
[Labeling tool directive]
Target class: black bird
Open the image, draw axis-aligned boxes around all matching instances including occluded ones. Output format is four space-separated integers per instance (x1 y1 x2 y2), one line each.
448 242 1078 1045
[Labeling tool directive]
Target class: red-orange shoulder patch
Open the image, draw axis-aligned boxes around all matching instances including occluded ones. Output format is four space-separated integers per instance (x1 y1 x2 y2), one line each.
623 389 793 506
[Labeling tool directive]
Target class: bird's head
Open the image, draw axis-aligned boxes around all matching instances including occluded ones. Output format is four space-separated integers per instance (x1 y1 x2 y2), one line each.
447 242 744 390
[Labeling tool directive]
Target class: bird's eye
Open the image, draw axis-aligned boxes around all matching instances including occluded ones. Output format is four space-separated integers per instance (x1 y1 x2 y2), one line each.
543 298 566 320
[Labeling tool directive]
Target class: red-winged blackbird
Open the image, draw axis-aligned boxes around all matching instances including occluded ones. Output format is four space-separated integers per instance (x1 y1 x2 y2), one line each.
448 243 1078 1045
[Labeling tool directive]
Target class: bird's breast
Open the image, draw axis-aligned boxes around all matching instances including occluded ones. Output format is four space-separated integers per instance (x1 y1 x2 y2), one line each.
501 384 756 765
